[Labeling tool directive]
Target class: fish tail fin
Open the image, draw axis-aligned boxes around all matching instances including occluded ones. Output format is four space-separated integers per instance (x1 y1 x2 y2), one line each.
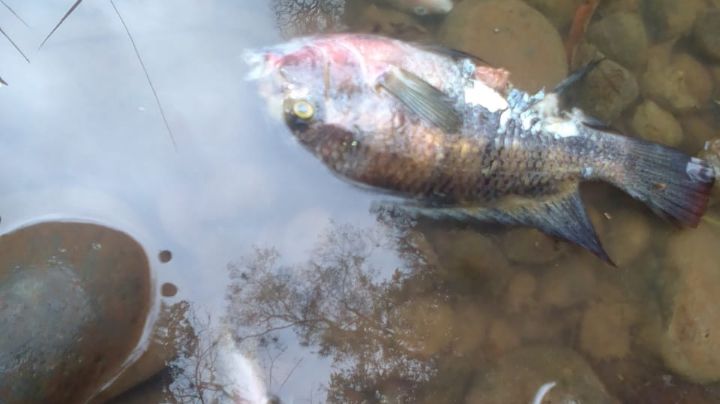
606 136 715 227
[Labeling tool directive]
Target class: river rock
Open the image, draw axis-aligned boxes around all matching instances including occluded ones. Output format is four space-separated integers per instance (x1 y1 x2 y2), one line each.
670 52 714 106
93 301 194 401
683 113 718 152
0 222 151 403
630 100 684 146
641 44 701 113
500 228 568 265
575 58 639 123
523 0 583 32
465 345 619 403
438 0 567 92
580 301 639 360
642 0 703 41
538 255 596 309
348 3 430 41
587 12 649 71
661 223 720 383
600 209 652 268
693 10 720 62
505 271 537 312
698 137 720 195
597 0 641 15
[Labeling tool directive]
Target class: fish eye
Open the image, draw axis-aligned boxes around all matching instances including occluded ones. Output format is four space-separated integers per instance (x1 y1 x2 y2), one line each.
292 99 315 120
413 6 428 15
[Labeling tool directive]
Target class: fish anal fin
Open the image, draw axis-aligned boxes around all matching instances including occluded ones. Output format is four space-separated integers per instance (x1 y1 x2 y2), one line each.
500 191 614 266
378 67 462 133
374 190 614 265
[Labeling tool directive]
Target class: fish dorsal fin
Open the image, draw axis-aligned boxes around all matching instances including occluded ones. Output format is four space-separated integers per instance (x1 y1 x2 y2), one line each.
373 189 613 265
378 67 462 133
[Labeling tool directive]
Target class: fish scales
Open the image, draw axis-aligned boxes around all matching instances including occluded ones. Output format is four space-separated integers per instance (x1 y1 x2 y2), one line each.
246 33 715 263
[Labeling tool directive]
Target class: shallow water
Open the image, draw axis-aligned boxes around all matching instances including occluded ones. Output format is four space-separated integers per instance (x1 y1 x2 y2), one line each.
1 0 720 403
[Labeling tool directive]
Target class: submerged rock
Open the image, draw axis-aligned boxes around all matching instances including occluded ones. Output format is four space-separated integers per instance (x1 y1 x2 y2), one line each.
500 228 567 265
575 58 639 123
693 10 720 62
438 0 567 93
661 224 720 383
587 12 649 71
642 0 703 41
347 3 431 41
600 209 652 267
95 302 194 402
630 100 684 146
0 222 151 403
698 138 720 183
465 345 619 403
580 301 639 360
597 0 641 15
670 52 714 107
538 255 596 309
523 0 583 32
683 113 718 152
641 44 701 113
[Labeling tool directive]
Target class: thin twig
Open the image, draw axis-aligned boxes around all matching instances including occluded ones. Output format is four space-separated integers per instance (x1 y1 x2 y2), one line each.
110 0 178 150
0 76 7 86
278 357 304 392
0 0 29 27
0 25 29 62
39 0 83 48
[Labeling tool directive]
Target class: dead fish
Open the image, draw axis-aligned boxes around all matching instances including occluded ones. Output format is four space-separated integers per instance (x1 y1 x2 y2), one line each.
244 33 715 264
378 0 453 16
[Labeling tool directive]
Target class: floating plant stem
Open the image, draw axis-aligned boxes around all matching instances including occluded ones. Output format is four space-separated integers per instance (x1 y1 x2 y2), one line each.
39 0 83 48
0 0 29 27
0 25 29 62
110 0 178 150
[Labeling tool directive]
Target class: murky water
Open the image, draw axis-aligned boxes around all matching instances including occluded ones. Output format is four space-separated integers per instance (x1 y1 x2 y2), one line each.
2 0 720 403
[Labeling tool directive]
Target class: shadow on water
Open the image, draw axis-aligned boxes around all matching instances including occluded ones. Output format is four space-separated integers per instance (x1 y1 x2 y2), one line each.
2 0 720 403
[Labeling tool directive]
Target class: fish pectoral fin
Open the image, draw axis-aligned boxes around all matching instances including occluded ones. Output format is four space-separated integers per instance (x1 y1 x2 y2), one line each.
378 67 462 133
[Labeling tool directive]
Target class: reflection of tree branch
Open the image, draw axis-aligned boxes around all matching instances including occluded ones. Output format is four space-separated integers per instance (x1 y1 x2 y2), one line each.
224 220 451 402
271 0 346 37
279 357 304 392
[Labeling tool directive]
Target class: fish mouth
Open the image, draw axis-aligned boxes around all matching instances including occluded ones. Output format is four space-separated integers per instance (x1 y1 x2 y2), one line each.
242 48 289 123
242 48 277 81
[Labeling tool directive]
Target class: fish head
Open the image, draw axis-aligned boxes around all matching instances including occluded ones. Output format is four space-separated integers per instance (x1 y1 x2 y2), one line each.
244 36 393 145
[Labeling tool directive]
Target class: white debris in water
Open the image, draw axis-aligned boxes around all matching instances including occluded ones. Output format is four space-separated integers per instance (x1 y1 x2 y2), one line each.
464 81 508 112
530 381 557 404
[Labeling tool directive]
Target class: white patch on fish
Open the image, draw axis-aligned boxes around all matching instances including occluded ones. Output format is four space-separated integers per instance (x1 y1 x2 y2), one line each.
530 381 557 404
464 80 508 112
243 50 272 81
546 119 579 138
687 157 716 183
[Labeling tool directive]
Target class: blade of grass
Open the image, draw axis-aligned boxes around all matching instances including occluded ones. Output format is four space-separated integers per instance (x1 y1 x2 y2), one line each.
110 0 178 150
0 25 29 62
39 0 83 49
0 0 29 27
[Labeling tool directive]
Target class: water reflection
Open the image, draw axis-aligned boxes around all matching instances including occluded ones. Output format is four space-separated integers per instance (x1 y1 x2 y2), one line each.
2 0 720 402
271 0 346 38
